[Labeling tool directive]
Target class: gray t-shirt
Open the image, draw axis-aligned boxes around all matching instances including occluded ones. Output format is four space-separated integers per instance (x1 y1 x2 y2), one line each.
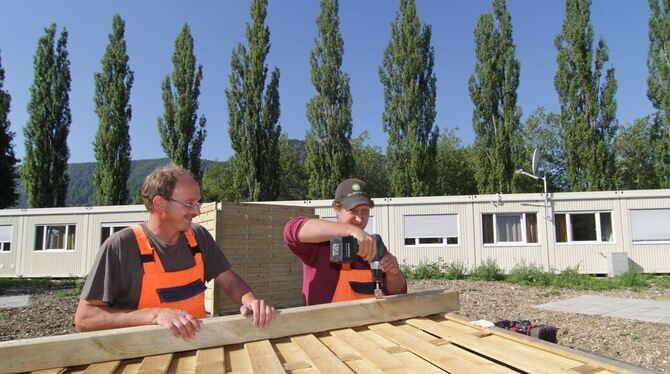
80 223 230 309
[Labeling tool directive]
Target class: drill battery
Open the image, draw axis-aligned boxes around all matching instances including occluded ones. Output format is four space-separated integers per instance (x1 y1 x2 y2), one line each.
329 236 359 263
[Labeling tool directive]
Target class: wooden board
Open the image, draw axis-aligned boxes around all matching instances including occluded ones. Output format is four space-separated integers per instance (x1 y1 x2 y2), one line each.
2 289 654 374
2 289 458 373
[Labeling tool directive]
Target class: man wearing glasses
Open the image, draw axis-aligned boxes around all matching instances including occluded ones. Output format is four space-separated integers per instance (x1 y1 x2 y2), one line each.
75 165 275 340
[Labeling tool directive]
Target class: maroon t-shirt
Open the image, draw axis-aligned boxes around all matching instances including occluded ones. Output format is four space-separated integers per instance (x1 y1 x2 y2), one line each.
283 216 372 305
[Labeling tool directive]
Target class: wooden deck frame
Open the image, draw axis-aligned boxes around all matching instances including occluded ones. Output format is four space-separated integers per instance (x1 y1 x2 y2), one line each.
0 289 459 373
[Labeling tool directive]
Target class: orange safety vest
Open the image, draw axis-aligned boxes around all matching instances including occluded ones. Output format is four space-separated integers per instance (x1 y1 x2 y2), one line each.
131 225 207 318
331 263 382 302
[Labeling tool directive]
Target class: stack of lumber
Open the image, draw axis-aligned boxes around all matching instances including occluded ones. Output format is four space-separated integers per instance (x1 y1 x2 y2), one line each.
0 289 650 373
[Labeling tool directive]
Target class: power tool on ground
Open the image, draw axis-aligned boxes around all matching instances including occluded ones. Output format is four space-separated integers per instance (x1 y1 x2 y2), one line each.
329 234 385 298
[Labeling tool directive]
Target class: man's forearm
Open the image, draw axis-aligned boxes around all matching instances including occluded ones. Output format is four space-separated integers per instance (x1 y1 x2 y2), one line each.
216 270 254 305
384 272 408 295
297 218 362 244
75 299 158 331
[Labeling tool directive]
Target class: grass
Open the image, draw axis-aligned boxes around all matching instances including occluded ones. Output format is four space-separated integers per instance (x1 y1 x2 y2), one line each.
401 259 467 281
402 260 670 292
54 279 85 298
0 278 82 297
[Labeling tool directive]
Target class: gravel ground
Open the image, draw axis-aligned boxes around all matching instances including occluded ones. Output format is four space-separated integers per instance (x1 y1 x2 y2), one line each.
1 280 669 373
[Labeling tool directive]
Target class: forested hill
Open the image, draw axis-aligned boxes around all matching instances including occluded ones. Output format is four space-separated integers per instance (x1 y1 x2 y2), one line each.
12 158 221 208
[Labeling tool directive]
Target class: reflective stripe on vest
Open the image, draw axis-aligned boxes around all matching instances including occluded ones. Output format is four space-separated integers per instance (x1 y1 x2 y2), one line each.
331 263 380 302
131 225 207 318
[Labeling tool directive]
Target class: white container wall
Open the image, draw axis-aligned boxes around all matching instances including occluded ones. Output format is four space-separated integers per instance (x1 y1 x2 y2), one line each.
265 189 670 274
3 189 670 277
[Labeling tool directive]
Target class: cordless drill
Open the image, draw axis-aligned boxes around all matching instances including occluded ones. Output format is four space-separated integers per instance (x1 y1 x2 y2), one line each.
329 234 385 298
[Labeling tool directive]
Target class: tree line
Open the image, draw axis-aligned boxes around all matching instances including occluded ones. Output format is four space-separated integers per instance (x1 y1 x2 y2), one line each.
0 0 669 209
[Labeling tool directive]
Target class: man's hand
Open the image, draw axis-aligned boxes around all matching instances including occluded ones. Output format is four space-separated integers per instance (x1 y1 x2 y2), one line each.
152 308 202 341
351 230 376 262
240 299 276 329
380 252 401 277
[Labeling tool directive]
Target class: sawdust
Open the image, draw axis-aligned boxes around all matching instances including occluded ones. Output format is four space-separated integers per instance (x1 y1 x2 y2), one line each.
1 280 668 372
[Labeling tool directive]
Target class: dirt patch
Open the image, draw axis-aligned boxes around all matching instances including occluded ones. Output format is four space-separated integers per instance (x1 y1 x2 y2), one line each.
1 280 669 372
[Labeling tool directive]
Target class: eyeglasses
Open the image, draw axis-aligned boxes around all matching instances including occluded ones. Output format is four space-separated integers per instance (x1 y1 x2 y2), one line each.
167 198 202 210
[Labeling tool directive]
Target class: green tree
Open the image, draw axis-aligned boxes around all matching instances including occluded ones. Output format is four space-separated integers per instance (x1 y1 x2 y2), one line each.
520 108 568 192
554 0 617 191
648 0 670 187
352 132 389 198
93 15 134 205
22 24 71 208
0 52 19 208
614 116 659 190
379 0 438 197
435 129 478 196
201 160 236 203
157 24 206 181
306 0 354 199
226 0 281 201
278 134 308 200
468 0 521 194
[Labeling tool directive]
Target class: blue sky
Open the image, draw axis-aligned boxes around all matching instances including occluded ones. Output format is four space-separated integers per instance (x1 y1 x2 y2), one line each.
0 0 654 164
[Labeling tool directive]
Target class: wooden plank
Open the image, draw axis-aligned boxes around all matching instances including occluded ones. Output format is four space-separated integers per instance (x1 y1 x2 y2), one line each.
406 318 590 374
440 315 645 374
356 329 444 374
167 351 197 374
82 361 121 374
30 370 64 374
330 328 414 373
194 347 225 374
272 338 313 372
225 344 251 373
369 323 514 374
244 340 285 374
0 289 458 373
136 353 173 374
291 334 354 374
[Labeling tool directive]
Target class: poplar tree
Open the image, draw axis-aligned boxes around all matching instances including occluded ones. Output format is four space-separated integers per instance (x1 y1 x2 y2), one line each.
22 24 71 208
0 52 19 208
93 15 133 205
157 24 206 181
468 0 521 194
226 0 281 201
379 0 438 197
306 0 354 199
614 117 659 190
648 0 670 187
554 0 617 191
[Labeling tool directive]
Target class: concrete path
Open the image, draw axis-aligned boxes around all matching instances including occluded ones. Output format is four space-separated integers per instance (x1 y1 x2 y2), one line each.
0 295 31 308
536 295 670 324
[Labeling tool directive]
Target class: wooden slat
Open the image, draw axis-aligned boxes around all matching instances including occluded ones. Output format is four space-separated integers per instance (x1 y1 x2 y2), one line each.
272 338 313 371
244 340 285 374
168 351 197 374
407 318 589 374
30 369 64 374
225 344 251 373
356 329 444 374
137 353 173 374
0 289 458 373
369 323 514 374
291 334 354 374
330 328 415 373
194 347 225 374
82 361 121 374
440 315 642 374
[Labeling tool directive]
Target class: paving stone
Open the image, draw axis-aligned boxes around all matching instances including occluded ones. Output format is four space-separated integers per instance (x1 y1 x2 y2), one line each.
0 295 30 308
536 295 670 324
